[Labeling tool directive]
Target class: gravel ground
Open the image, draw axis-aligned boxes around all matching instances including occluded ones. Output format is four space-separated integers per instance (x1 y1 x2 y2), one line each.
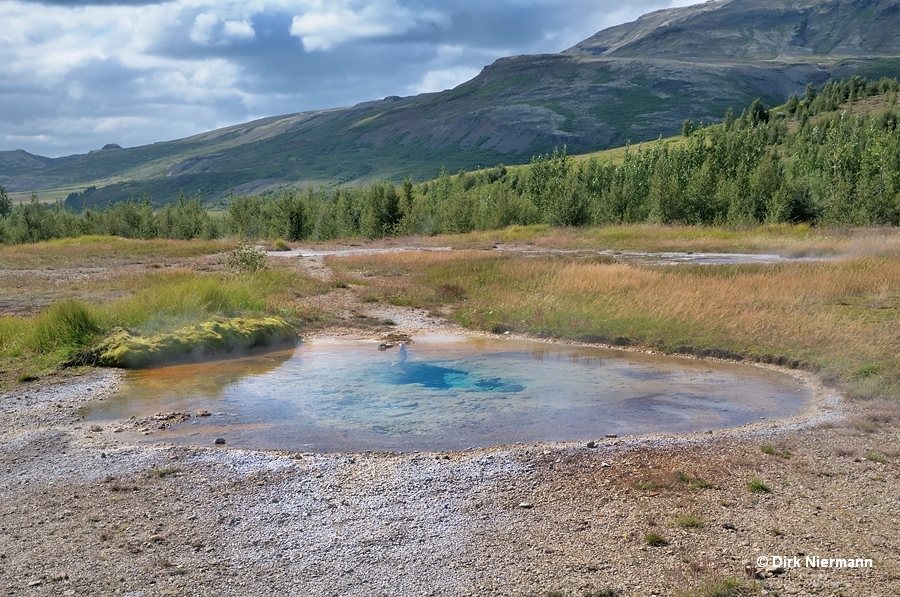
2 344 898 596
2 249 898 596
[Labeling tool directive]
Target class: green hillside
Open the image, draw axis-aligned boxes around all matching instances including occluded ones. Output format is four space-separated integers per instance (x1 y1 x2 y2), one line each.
1 0 899 207
2 77 898 245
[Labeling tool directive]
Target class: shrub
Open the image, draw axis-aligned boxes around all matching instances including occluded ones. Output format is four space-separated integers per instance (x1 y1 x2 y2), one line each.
226 238 267 273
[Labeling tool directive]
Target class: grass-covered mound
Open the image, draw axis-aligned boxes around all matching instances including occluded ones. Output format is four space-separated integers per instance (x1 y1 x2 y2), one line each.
86 317 296 369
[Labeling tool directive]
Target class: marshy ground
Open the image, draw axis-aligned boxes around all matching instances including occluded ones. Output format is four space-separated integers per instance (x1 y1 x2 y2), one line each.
0 226 898 596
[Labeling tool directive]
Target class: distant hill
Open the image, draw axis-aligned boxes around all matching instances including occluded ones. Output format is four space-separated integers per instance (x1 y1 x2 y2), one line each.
1 0 899 208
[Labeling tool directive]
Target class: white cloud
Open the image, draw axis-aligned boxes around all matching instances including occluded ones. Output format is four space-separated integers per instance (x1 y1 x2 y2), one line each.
190 12 220 44
223 19 255 40
409 67 481 94
289 2 418 51
191 11 256 45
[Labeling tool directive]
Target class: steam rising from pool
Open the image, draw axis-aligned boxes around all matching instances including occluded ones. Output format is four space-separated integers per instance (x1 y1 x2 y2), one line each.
84 335 810 452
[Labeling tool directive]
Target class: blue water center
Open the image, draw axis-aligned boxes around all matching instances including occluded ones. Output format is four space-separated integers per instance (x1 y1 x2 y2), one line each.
84 335 811 452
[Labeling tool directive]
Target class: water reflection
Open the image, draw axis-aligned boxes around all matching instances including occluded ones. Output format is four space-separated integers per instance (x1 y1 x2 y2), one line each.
83 335 811 452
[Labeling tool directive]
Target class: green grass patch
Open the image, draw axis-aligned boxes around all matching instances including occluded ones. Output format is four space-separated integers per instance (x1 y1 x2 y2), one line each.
748 478 772 493
0 299 106 368
29 299 104 354
760 444 792 459
674 514 706 529
864 450 887 463
644 532 669 547
676 472 712 489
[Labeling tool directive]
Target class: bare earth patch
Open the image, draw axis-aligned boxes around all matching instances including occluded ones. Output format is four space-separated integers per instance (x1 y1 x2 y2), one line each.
1 244 898 596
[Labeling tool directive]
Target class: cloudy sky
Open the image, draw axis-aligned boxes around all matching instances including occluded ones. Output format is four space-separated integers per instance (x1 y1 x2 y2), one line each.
1 0 699 157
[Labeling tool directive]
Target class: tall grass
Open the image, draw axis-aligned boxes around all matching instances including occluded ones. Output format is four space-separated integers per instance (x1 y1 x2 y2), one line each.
0 299 107 376
28 299 104 353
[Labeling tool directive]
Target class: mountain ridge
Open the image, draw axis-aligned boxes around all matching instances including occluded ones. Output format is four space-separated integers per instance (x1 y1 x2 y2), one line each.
2 0 899 208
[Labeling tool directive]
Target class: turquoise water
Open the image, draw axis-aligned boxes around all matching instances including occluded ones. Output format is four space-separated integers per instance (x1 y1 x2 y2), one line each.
83 335 811 452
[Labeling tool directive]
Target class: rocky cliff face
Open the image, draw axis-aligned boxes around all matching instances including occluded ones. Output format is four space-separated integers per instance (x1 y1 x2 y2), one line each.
569 0 900 59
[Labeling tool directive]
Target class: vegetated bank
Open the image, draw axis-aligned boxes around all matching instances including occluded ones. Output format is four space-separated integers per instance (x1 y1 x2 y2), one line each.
1 76 899 246
0 238 328 383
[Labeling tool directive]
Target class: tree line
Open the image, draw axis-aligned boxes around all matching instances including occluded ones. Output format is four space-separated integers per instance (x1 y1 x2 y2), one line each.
1 76 898 245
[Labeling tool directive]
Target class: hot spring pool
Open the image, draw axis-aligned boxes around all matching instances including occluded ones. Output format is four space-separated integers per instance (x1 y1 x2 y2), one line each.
83 335 811 452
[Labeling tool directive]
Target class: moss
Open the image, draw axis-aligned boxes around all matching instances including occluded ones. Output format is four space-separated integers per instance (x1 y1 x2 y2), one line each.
92 317 296 369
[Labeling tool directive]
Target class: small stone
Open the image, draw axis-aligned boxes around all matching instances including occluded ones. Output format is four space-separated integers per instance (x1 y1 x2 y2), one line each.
89 425 103 433
586 441 596 449
28 580 42 587
214 438 226 445
518 502 534 509
605 433 618 438
197 410 212 417
601 462 611 468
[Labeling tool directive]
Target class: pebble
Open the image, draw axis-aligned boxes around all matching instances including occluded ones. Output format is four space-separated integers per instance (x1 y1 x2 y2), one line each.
214 438 226 445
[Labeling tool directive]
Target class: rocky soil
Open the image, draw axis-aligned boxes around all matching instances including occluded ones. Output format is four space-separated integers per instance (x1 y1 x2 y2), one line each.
1 249 898 596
